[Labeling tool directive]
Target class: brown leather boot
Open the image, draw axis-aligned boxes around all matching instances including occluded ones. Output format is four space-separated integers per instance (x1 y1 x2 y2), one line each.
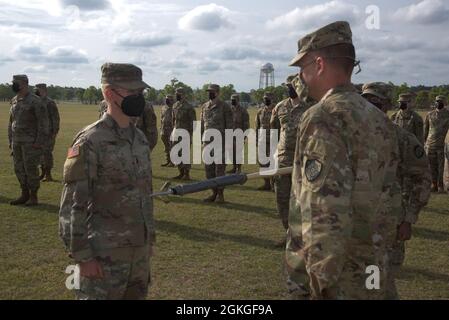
25 190 38 206
10 188 30 206
215 190 225 204
42 169 54 182
203 189 218 202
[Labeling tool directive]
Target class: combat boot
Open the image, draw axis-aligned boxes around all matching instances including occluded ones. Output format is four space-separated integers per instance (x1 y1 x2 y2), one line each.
258 179 271 191
10 188 30 206
172 168 185 180
431 182 438 193
182 171 191 181
227 166 236 174
215 190 225 204
203 189 218 202
42 169 54 182
25 190 38 207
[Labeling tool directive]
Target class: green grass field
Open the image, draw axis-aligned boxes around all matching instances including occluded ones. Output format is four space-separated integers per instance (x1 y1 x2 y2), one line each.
0 102 448 300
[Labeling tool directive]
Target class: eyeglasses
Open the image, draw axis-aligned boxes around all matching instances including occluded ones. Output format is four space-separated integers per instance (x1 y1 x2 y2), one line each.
299 56 362 75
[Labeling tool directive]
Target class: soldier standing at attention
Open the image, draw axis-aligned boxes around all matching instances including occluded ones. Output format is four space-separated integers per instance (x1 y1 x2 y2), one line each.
160 94 175 167
255 91 277 191
35 83 60 182
391 93 424 144
59 63 155 300
270 75 311 247
361 82 431 299
8 75 49 206
172 87 196 180
227 93 249 174
285 21 400 299
424 95 449 193
200 84 233 203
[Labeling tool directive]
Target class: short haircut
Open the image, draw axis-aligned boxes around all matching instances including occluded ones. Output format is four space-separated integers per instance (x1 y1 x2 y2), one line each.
312 43 356 75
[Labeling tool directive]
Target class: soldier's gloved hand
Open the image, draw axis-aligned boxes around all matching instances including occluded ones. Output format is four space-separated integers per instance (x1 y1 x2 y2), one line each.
79 259 104 279
397 222 412 241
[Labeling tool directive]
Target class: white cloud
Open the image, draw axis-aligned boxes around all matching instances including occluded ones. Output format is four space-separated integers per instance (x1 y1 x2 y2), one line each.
23 65 47 73
15 44 89 64
266 0 361 30
114 33 173 47
393 0 449 25
60 0 110 11
178 3 233 31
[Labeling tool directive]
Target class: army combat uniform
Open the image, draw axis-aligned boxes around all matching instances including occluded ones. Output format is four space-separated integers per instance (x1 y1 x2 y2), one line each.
286 21 400 300
391 94 424 144
424 97 449 192
160 95 174 166
172 88 196 179
36 83 60 181
256 92 277 191
444 131 449 191
271 79 311 232
98 100 108 119
228 94 250 174
200 84 233 202
59 63 155 300
8 75 49 206
361 82 431 300
133 102 158 151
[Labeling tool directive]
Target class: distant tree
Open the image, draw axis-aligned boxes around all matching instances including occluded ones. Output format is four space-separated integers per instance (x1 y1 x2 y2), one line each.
220 84 236 102
415 90 430 109
0 83 14 101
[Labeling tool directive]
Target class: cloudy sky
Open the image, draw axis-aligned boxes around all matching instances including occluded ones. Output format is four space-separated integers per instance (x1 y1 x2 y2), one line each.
0 0 447 91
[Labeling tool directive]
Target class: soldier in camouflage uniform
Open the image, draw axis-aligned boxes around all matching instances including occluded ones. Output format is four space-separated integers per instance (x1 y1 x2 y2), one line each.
391 94 424 144
200 84 233 203
362 82 431 299
8 75 49 206
59 63 155 300
132 101 158 152
424 95 449 193
255 91 277 191
444 130 449 192
227 93 249 174
35 83 60 182
286 21 400 300
270 75 311 247
160 94 174 167
172 87 196 180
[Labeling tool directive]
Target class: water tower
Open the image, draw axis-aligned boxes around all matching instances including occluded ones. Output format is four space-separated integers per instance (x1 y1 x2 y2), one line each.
259 63 275 89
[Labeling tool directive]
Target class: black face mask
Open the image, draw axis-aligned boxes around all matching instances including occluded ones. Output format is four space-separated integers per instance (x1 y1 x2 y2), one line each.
231 99 237 106
114 90 146 117
12 83 21 93
399 102 408 110
264 99 271 106
176 94 182 102
35 90 41 97
287 84 298 99
166 99 172 106
437 102 445 110
208 92 216 100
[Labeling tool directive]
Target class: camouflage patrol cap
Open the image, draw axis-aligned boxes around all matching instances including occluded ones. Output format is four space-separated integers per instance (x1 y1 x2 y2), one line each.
361 82 393 101
35 83 47 89
231 93 240 100
13 75 29 83
289 21 353 67
175 87 185 95
263 91 273 99
206 84 220 92
398 93 412 103
436 95 447 102
101 63 149 90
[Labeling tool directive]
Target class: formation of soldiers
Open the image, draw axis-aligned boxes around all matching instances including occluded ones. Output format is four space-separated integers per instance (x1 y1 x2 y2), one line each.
5 19 449 300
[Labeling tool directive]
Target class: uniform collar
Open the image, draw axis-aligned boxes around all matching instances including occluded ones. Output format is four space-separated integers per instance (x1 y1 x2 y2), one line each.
102 113 137 142
320 84 357 103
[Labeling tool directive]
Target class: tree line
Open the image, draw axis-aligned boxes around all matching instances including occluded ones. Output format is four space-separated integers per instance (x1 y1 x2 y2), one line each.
1 79 448 109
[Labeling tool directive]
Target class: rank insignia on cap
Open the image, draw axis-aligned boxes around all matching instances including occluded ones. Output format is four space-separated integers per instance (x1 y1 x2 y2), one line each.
414 145 425 159
305 159 322 182
67 145 80 159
